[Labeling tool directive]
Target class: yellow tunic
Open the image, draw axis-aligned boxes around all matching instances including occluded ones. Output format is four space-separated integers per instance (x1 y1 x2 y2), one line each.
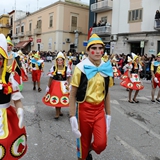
71 66 105 104
150 63 160 74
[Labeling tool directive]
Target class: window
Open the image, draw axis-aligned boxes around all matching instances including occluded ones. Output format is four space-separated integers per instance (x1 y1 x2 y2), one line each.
29 23 32 31
21 26 24 33
71 16 77 27
37 20 42 28
101 16 107 23
128 8 143 22
49 15 53 27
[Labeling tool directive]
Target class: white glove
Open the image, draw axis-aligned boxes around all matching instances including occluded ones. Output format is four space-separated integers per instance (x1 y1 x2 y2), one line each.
106 115 111 134
17 108 24 129
45 86 50 94
154 77 159 83
70 116 81 138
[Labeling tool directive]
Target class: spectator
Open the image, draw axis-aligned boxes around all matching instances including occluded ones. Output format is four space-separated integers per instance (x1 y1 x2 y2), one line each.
155 10 160 27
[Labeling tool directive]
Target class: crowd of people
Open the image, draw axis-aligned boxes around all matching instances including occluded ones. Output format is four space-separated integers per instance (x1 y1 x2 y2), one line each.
0 32 160 160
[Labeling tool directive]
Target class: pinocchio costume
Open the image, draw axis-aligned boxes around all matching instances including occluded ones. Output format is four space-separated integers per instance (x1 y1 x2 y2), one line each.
0 34 27 160
69 34 113 159
42 52 71 107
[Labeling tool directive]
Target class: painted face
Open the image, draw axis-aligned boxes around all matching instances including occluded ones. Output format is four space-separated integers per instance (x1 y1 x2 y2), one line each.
0 55 4 68
7 44 12 52
88 44 104 61
56 58 64 66
157 56 160 61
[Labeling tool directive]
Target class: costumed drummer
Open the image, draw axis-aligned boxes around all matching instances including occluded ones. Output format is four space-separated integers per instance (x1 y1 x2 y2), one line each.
0 34 27 160
69 34 113 160
42 52 71 119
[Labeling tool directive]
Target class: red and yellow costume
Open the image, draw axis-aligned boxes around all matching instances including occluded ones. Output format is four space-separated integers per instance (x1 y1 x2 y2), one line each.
120 57 144 90
42 52 71 107
0 34 27 160
71 57 112 159
151 61 160 88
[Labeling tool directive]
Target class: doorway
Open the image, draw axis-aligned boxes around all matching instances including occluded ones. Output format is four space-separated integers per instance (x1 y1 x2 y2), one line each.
130 42 144 55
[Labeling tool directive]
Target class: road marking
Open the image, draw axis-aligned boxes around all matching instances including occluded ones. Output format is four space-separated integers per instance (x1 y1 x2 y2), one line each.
110 100 119 105
115 136 147 160
23 105 36 113
113 105 160 140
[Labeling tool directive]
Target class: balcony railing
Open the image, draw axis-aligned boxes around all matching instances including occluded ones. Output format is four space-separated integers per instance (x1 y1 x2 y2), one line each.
91 0 112 13
18 32 25 37
92 25 111 35
26 31 32 36
154 19 160 30
0 23 11 28
69 26 82 33
12 34 18 38
34 28 42 35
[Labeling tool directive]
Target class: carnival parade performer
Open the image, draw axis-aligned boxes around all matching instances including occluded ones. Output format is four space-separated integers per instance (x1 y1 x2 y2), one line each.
30 52 44 92
0 34 27 160
42 52 71 119
69 34 113 160
111 55 121 78
120 53 144 103
150 52 160 102
121 56 133 81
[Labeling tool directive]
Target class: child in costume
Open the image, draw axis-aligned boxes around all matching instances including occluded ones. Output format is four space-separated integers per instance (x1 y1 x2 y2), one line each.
30 52 44 92
120 53 144 103
0 34 27 160
69 34 113 160
42 52 71 119
150 52 160 102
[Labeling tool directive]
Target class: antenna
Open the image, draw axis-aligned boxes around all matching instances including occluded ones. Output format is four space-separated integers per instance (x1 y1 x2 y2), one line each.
37 0 39 10
15 0 16 10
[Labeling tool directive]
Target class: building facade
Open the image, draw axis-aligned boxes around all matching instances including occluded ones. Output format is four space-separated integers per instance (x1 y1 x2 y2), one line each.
9 0 89 53
90 0 160 55
0 14 10 37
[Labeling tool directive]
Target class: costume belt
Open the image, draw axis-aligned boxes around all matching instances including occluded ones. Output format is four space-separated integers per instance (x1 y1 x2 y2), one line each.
0 103 10 109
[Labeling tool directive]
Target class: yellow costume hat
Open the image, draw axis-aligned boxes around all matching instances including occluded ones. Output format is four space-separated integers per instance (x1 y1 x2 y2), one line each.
131 52 138 61
53 52 66 76
86 34 105 50
127 56 133 62
157 52 160 57
34 52 40 59
7 36 14 46
56 52 65 60
0 34 12 94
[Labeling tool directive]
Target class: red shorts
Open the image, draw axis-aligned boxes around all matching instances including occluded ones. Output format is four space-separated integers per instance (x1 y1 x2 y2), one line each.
76 101 107 159
32 70 41 82
152 73 160 88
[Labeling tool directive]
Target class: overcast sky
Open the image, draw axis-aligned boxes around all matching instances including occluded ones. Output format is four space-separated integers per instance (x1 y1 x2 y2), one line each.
0 0 89 15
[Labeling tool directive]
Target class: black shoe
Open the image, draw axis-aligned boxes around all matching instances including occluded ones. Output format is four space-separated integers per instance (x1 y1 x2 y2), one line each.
156 98 160 103
151 100 155 102
86 151 92 160
38 88 42 92
133 99 139 103
33 86 36 90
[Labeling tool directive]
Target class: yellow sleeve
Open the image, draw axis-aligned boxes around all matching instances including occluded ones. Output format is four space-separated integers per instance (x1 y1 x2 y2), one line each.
70 66 81 87
150 63 154 71
109 77 113 87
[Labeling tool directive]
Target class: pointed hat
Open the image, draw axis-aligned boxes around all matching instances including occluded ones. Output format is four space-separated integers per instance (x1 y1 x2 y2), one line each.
56 52 65 59
0 34 8 59
86 34 104 50
7 36 14 46
131 52 138 61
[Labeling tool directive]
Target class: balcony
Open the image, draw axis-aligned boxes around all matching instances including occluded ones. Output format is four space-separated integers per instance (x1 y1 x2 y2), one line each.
26 31 32 36
0 23 11 28
12 34 18 39
34 28 42 35
154 19 160 31
69 26 82 33
92 25 111 36
91 0 112 13
18 32 25 37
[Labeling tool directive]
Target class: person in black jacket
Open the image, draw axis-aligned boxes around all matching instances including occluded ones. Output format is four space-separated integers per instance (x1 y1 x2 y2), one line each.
155 10 160 27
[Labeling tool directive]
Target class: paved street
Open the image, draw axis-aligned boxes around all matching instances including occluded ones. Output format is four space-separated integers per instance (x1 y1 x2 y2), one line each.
21 62 160 160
